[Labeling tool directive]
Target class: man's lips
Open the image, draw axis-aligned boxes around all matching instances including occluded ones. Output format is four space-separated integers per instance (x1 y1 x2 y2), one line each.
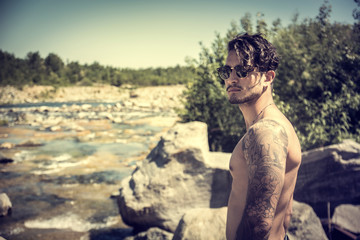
226 86 242 92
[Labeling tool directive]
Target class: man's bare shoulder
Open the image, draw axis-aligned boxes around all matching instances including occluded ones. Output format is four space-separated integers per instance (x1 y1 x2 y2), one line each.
249 118 288 135
243 119 288 151
231 119 287 162
241 119 289 170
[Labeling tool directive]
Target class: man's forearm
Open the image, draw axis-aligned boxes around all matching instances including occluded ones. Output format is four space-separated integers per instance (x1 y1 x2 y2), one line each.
235 215 271 240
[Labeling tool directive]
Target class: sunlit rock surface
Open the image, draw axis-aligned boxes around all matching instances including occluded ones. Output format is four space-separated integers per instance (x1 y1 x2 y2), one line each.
117 121 232 232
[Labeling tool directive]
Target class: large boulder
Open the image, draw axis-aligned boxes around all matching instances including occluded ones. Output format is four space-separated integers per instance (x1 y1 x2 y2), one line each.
331 204 360 234
294 139 360 217
117 121 232 232
171 201 327 240
287 201 328 240
173 207 227 240
0 193 12 217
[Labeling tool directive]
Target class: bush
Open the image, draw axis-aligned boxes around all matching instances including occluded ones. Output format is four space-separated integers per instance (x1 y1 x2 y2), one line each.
179 2 360 151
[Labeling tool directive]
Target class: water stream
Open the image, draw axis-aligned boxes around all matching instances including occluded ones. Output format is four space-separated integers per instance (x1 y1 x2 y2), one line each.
0 102 176 240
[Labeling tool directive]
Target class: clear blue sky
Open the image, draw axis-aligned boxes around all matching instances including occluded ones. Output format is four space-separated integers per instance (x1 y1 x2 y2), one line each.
0 0 357 69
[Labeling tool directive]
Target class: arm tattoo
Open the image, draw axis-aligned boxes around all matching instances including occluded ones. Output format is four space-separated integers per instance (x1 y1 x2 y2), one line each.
237 120 288 239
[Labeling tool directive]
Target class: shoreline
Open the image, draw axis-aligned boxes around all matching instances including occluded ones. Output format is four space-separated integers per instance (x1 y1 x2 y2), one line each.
0 86 186 239
0 84 186 106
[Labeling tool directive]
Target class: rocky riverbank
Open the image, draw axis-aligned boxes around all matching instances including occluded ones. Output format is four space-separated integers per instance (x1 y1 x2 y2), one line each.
0 84 186 108
0 85 187 240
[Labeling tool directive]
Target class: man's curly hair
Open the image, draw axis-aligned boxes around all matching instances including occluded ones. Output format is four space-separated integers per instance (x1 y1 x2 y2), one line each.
228 33 279 72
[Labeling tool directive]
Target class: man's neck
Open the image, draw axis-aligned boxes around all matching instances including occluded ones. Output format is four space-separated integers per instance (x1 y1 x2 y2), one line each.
239 95 274 130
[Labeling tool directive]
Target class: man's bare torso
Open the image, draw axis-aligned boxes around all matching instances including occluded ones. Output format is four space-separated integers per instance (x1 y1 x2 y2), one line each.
227 115 301 240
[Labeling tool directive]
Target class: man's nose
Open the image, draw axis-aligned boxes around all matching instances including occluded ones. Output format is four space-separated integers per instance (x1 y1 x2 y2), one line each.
227 68 239 83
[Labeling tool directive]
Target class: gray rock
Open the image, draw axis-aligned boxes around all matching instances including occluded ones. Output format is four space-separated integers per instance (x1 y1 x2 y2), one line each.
117 121 332 239
294 139 360 214
124 227 173 240
173 207 227 240
172 201 327 240
288 201 328 240
117 121 231 232
332 204 360 234
16 139 44 147
0 193 12 217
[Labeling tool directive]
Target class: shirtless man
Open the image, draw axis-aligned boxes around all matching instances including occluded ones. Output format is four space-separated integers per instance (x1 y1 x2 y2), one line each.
217 33 302 240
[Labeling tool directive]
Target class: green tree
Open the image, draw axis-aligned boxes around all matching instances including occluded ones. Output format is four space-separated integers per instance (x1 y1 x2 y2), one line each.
66 61 82 84
26 51 46 84
272 1 360 149
180 1 360 151
45 53 64 75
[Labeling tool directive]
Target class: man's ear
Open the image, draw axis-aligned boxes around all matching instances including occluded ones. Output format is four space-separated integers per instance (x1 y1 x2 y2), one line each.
265 70 275 85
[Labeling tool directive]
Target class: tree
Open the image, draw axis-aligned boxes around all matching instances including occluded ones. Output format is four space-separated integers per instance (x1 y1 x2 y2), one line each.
66 61 82 84
45 53 64 75
272 1 360 149
26 51 46 84
180 2 360 151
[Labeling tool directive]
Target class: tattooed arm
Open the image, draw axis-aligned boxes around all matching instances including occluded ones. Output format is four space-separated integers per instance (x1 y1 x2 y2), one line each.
237 120 288 239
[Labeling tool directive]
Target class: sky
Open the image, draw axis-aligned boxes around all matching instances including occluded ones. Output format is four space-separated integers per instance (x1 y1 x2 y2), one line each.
0 0 357 69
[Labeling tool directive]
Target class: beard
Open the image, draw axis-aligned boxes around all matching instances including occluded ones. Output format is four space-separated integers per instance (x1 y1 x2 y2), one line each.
228 91 262 104
228 86 267 105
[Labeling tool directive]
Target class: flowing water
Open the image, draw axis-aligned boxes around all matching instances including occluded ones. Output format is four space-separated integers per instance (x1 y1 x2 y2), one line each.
0 102 177 240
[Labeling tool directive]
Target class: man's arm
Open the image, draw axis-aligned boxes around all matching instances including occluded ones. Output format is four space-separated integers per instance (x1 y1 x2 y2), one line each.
238 120 288 239
284 194 293 232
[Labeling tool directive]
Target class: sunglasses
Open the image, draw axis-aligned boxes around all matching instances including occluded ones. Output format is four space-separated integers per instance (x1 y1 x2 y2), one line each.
217 65 255 80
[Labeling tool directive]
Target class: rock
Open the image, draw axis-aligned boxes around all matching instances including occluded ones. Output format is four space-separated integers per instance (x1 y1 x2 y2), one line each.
77 112 88 119
16 139 44 147
287 201 328 240
117 121 232 232
0 142 15 149
294 139 360 216
172 201 326 240
23 112 39 123
124 227 173 240
137 102 152 109
130 91 139 98
123 101 134 108
173 207 227 240
0 193 12 217
0 133 8 138
112 117 123 124
99 112 114 121
70 104 81 111
332 204 360 234
81 104 92 111
47 125 62 132
115 102 122 109
38 106 49 112
65 123 85 132
0 153 14 164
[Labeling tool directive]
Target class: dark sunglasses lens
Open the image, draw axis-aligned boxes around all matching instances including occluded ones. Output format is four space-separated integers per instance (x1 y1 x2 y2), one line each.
218 66 231 80
234 65 247 78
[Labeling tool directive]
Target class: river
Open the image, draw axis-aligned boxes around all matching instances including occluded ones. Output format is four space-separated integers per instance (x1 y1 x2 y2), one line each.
0 101 178 240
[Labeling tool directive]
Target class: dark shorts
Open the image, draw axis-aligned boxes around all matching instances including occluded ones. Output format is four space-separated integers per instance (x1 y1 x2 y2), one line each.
284 234 290 240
